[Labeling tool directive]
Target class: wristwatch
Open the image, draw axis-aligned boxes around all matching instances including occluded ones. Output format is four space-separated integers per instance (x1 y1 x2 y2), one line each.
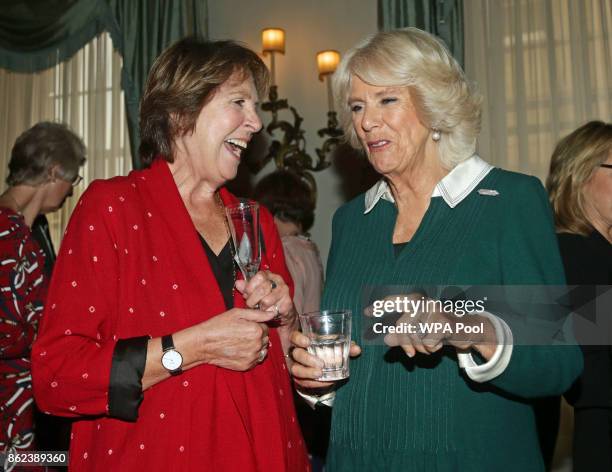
160 334 183 375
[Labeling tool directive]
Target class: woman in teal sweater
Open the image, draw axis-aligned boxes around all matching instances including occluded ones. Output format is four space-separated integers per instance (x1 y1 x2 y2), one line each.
290 28 583 471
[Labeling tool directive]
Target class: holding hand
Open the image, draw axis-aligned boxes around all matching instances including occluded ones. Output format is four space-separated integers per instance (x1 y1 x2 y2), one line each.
365 293 497 360
235 270 298 365
235 270 295 327
196 308 275 371
290 330 361 391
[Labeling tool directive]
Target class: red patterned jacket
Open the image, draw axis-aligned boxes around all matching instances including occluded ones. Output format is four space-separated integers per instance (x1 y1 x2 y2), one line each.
0 208 46 456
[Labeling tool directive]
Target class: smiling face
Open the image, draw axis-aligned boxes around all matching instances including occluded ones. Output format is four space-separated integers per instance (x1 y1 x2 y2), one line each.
583 151 612 237
348 75 433 178
176 72 262 187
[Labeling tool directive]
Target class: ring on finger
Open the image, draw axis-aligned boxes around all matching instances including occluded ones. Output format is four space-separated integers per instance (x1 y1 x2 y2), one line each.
258 348 268 362
273 304 280 317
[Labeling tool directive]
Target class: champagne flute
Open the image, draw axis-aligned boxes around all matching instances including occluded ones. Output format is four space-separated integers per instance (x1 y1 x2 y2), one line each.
224 201 261 280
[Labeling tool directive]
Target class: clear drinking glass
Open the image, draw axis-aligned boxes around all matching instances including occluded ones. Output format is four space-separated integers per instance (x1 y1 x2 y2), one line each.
299 310 352 381
224 202 261 280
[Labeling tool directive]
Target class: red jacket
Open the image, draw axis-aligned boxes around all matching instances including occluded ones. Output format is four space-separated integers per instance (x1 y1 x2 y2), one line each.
32 159 308 471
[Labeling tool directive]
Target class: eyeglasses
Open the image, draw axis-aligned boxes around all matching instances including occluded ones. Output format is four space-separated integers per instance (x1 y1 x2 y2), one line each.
600 164 612 169
70 175 83 187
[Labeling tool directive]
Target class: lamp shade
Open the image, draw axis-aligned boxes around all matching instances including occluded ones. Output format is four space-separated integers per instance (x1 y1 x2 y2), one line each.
316 50 340 80
262 28 285 54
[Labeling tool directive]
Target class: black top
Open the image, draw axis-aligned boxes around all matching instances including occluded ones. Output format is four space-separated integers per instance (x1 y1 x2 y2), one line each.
31 214 56 277
558 230 612 408
558 230 612 285
198 235 234 309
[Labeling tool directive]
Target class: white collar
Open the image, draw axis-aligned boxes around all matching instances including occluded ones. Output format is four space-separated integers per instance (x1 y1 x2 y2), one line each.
364 154 494 214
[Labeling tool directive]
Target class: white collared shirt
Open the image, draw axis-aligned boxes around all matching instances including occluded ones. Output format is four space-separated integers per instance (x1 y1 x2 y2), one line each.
364 154 494 213
298 155 514 407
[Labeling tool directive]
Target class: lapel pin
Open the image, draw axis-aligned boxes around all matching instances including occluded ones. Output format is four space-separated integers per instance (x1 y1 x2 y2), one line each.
477 189 499 196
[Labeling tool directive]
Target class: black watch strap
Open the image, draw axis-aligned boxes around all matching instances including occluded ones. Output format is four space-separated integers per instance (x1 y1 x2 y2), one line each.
161 334 174 352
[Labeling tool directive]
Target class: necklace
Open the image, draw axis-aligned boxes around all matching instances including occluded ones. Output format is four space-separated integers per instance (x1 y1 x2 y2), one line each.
215 191 237 294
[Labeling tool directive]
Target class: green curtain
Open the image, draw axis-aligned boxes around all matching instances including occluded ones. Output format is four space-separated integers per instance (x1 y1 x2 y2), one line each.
0 0 107 72
378 0 464 67
0 0 208 169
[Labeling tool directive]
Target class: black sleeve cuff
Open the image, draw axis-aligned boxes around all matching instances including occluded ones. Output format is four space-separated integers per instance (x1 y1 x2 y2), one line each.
108 336 149 421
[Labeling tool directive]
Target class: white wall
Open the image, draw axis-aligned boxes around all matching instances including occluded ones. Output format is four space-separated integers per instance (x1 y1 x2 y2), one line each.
208 0 377 267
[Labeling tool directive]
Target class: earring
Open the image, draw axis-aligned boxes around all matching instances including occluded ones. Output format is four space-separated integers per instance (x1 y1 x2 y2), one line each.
432 128 441 142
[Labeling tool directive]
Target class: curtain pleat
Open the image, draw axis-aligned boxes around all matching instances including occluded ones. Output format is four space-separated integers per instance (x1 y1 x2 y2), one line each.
464 0 612 182
377 0 464 67
0 0 106 72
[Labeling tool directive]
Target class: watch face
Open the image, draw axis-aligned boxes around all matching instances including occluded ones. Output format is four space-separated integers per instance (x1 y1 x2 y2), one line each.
161 350 183 371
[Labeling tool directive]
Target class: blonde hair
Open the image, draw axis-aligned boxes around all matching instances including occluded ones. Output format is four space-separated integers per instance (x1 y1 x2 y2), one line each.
546 121 612 236
332 27 482 169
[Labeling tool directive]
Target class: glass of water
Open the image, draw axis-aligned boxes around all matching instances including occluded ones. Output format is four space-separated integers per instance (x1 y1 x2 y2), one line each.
298 310 352 381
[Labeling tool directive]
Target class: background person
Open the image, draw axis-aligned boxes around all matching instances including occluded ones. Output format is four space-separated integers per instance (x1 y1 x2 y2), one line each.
254 170 326 470
290 27 583 471
0 121 84 462
546 120 612 471
31 38 308 471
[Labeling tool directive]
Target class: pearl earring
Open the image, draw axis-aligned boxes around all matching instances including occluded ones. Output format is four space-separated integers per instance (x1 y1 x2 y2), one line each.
432 128 441 142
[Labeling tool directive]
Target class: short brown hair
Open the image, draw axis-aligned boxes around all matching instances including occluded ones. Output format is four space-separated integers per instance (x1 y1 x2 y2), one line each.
139 37 269 166
546 120 612 235
7 122 86 186
253 170 315 232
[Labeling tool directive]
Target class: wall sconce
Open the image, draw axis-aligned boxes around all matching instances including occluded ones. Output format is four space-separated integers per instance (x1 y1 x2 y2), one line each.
316 50 340 109
262 28 285 85
315 50 343 172
257 28 343 203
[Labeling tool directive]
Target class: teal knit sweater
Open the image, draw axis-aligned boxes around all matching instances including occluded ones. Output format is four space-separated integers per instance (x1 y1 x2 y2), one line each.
322 169 583 471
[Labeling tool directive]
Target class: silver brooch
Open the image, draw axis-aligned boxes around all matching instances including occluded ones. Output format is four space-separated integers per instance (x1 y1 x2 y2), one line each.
477 189 499 196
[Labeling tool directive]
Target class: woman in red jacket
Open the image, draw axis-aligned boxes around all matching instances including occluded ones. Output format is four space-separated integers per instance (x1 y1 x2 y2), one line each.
31 38 308 471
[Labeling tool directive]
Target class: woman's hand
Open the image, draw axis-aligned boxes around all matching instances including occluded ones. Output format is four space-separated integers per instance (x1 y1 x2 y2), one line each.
235 271 300 367
235 271 294 326
290 331 361 391
366 293 497 359
196 307 276 371
142 307 274 390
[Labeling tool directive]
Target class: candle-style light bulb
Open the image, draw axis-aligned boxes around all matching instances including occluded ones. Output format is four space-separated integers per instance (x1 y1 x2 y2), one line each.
262 28 286 87
316 50 341 112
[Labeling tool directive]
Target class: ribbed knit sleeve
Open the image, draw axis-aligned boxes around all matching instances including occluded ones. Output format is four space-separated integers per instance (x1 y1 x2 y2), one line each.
488 176 583 397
